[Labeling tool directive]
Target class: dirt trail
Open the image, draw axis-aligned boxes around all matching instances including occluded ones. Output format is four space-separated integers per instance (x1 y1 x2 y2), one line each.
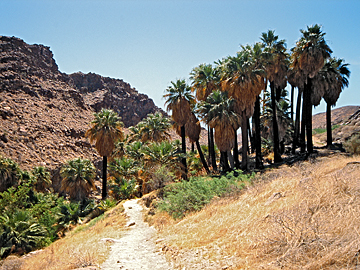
100 199 172 270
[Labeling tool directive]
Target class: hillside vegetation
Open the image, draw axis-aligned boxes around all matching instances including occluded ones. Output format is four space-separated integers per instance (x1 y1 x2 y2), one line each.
154 153 360 269
4 152 358 270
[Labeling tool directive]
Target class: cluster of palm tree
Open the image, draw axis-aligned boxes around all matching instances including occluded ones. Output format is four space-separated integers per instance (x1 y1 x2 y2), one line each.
112 112 184 196
164 24 350 174
81 109 185 200
66 24 350 199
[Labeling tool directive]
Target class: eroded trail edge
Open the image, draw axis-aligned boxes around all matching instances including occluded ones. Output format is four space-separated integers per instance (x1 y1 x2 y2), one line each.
101 199 172 270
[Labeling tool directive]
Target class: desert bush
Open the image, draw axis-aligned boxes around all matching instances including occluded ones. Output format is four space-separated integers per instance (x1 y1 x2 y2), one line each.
147 164 176 191
158 170 252 219
344 133 360 154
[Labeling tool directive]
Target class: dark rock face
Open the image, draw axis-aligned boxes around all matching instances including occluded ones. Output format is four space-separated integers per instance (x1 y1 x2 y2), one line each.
70 72 165 127
0 36 165 190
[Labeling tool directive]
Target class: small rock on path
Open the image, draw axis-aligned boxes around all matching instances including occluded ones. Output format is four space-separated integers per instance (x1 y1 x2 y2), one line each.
101 199 172 270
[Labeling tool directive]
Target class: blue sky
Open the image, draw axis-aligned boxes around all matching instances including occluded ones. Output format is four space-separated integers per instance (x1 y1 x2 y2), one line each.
1 0 359 115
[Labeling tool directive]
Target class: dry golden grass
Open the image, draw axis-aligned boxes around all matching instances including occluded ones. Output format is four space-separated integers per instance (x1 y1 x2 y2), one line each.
156 153 360 269
18 202 127 270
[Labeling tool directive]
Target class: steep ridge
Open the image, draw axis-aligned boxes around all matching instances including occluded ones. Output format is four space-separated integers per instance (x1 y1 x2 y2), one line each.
70 72 163 127
0 36 164 190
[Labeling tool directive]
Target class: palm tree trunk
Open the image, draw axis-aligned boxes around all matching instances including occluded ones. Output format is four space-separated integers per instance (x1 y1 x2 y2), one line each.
248 119 254 154
233 129 240 169
304 78 313 153
220 151 230 173
300 86 306 153
195 140 210 174
241 113 248 170
102 156 107 200
254 96 263 169
209 127 217 171
292 88 302 154
181 125 188 180
207 125 211 164
326 102 332 147
290 85 294 123
270 81 282 162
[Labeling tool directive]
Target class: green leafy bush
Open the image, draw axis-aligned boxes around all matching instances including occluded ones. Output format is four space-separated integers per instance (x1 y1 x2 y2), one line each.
0 171 105 258
0 210 47 257
109 176 138 200
158 170 252 219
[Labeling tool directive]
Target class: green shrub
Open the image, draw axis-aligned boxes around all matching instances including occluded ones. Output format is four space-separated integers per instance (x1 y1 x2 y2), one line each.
0 180 103 257
109 176 138 200
0 210 47 257
313 124 340 135
158 170 252 219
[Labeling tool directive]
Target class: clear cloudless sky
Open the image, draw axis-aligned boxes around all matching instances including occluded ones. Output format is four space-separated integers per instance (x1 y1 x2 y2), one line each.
1 0 359 115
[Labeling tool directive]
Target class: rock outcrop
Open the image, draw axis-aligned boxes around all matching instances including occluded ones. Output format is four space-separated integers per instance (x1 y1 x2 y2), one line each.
70 72 164 127
0 36 165 190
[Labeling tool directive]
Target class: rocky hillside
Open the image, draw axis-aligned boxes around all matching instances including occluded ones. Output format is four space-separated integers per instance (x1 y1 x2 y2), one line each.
0 36 165 189
312 105 360 130
312 106 360 146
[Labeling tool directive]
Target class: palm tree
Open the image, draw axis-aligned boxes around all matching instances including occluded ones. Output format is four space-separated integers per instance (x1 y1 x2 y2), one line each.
220 49 265 170
198 91 241 172
182 112 210 173
314 58 350 147
0 210 47 257
85 109 124 199
190 63 219 170
242 42 267 169
32 166 51 193
0 156 21 192
137 112 171 143
163 79 195 179
190 63 218 101
60 158 96 201
291 24 332 153
108 157 139 200
261 30 288 162
288 66 306 153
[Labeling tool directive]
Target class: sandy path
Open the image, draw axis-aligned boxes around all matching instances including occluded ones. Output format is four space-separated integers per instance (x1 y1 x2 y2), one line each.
100 199 173 270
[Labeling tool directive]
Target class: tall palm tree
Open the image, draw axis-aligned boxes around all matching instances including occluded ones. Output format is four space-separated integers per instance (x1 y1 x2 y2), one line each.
220 49 265 170
198 91 241 172
163 79 195 179
242 42 267 169
86 109 124 199
288 66 305 153
190 63 219 170
60 158 96 201
291 24 332 154
314 58 350 147
261 30 288 162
